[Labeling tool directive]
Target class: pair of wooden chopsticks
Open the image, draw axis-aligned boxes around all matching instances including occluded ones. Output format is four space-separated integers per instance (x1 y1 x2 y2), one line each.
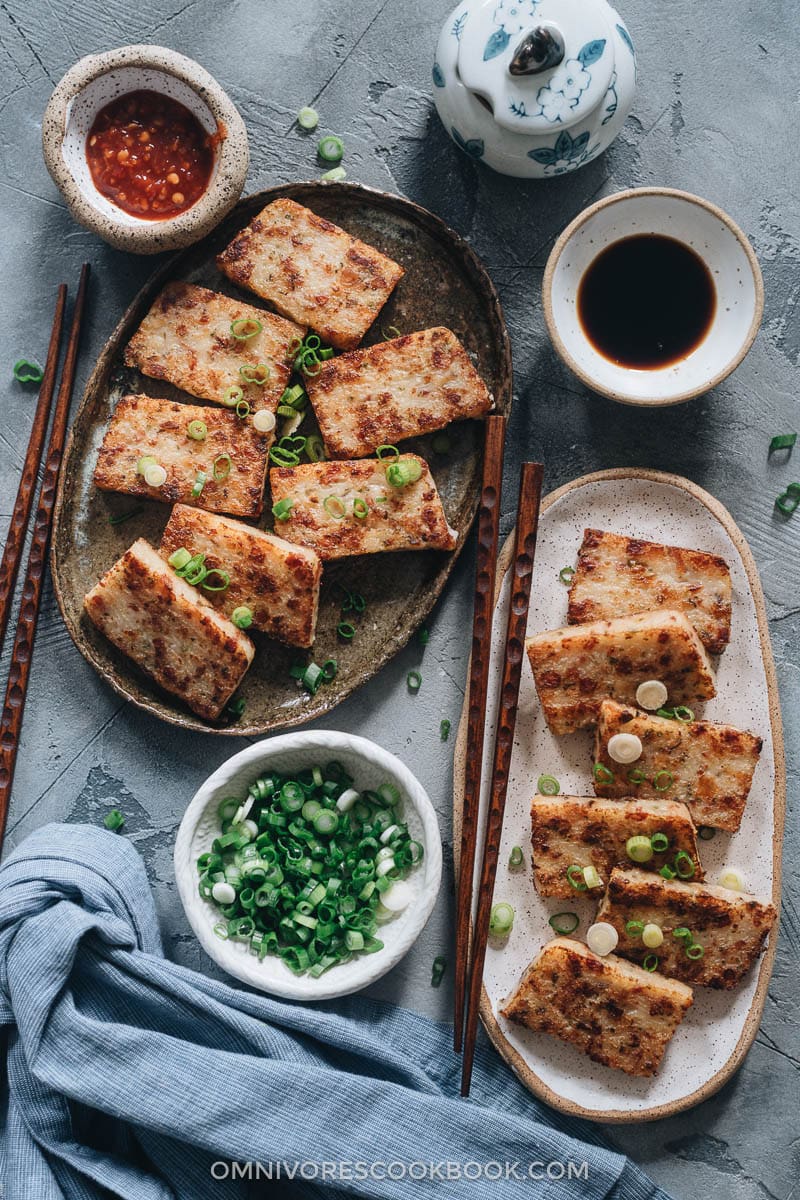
454 414 544 1096
0 265 90 853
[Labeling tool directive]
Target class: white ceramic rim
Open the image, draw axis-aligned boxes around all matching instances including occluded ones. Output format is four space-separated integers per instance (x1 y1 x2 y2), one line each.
542 187 765 406
174 731 443 1000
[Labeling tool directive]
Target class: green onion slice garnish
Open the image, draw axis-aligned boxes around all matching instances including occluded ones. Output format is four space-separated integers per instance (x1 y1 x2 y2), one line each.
191 471 208 498
168 548 192 571
353 497 369 520
231 606 253 630
222 384 244 407
652 770 674 792
12 358 44 384
627 767 647 786
626 835 654 863
297 106 319 130
685 942 705 960
593 762 614 784
323 495 347 519
489 901 514 936
321 166 346 182
108 507 144 526
672 926 693 942
537 774 560 796
321 658 338 681
659 864 677 880
418 627 430 646
440 718 451 742
239 363 271 386
230 317 263 341
548 911 579 935
649 832 669 853
187 419 207 441
269 446 300 467
381 326 401 341
642 954 659 972
406 670 422 693
769 433 796 454
656 705 694 722
386 459 423 488
508 845 524 869
103 808 125 831
306 434 326 462
225 697 246 719
213 453 232 481
202 569 230 593
318 134 344 163
376 444 400 462
775 486 800 516
276 404 298 418
582 865 602 889
625 919 645 937
431 954 447 987
674 850 696 879
566 864 588 892
272 499 294 521
559 565 576 584
337 621 356 640
236 399 251 419
136 455 158 475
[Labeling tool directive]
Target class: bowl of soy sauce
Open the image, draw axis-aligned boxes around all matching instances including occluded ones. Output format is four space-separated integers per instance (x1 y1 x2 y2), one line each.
542 188 763 406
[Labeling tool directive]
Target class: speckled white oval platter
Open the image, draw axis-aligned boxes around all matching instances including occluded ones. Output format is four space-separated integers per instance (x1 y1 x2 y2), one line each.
176 731 442 1000
453 469 785 1122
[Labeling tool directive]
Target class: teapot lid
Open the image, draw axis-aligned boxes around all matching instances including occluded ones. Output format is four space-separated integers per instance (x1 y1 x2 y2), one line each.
457 0 614 134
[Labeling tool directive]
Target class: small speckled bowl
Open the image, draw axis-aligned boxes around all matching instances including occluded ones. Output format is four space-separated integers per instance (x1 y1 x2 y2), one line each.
543 188 764 406
42 44 249 254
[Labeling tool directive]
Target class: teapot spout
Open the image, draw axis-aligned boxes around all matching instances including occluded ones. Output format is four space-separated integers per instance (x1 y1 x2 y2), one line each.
509 25 565 76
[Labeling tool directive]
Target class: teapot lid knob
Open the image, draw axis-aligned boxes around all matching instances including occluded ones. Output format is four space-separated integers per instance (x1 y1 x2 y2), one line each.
509 25 565 76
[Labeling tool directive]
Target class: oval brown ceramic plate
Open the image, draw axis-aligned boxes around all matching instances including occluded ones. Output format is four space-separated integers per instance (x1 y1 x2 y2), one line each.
52 182 512 735
454 470 784 1122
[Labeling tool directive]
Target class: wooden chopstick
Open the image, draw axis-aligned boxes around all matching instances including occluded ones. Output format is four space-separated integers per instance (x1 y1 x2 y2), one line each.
460 460 544 1097
0 285 67 651
0 264 90 852
453 413 506 1053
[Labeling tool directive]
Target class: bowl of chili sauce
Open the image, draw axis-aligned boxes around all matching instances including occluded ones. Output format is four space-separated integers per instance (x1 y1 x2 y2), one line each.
43 45 249 254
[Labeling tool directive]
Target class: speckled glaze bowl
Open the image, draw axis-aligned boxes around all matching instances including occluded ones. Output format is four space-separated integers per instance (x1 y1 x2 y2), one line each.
42 45 249 254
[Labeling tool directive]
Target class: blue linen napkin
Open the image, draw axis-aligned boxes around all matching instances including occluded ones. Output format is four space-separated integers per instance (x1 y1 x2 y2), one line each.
0 824 672 1200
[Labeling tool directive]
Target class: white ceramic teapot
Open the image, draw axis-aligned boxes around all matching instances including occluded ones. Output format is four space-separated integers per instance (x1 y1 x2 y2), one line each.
432 0 635 178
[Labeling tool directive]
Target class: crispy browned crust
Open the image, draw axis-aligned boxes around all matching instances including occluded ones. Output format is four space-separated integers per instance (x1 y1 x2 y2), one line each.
216 198 404 350
501 937 693 1077
159 505 322 648
93 394 270 518
593 700 762 832
530 794 702 897
525 608 716 735
567 528 732 655
268 454 457 560
305 327 492 458
597 867 777 989
123 281 303 408
83 538 254 720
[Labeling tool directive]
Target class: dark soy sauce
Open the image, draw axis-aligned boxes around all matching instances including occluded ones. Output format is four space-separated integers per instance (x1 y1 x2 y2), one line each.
577 234 716 369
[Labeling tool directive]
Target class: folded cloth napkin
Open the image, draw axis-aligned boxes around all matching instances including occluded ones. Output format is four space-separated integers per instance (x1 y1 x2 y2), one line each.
0 824 671 1200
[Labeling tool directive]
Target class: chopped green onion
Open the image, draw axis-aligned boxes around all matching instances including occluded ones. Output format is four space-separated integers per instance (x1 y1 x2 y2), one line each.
656 705 694 722
108 506 144 526
232 606 253 630
775 485 800 516
642 954 659 972
272 499 294 521
559 566 576 584
376 444 400 462
202 569 230 593
593 763 614 785
337 621 356 640
685 942 705 960
432 433 451 455
144 463 167 488
276 404 298 418
323 495 347 519
168 548 192 571
548 911 579 935
136 454 157 475
653 770 674 792
382 326 402 341
225 697 246 719
191 471 207 498
642 923 663 948
416 627 429 649
659 864 677 880
672 926 693 942
321 658 338 681
269 445 300 467
353 497 369 520
213 453 232 481
627 767 648 786
674 850 696 879
187 419 207 441
297 106 319 130
698 825 716 841
318 135 344 163
230 317 263 341
406 670 422 693
508 845 524 869
649 832 669 853
222 384 244 407
489 901 514 936
306 434 326 462
103 808 125 831
537 774 560 795
253 408 276 434
386 459 423 488
239 363 271 386
582 865 602 889
179 553 208 585
296 662 324 694
626 835 654 863
236 399 251 419
320 166 346 182
440 718 451 742
769 433 796 454
566 864 588 891
431 954 447 987
625 919 645 937
12 358 44 384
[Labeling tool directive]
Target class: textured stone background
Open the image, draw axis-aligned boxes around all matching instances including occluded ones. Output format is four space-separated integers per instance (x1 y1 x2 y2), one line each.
1 1 797 1196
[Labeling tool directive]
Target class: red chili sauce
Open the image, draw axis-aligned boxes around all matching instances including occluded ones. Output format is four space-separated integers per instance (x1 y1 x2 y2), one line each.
86 89 215 220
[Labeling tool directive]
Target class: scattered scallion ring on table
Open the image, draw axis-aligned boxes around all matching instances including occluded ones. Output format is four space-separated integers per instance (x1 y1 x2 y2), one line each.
440 718 451 742
649 831 669 854
239 363 271 386
297 105 319 130
406 671 422 693
213 453 232 481
103 808 125 832
376 444 400 462
775 484 800 516
382 326 401 341
323 495 347 519
508 845 524 869
489 901 514 937
566 864 588 892
337 621 356 640
321 166 346 182
593 762 614 785
559 566 575 584
222 384 244 407
431 955 447 987
306 434 326 462
418 627 430 647
272 499 293 521
230 317 263 341
386 459 422 488
321 659 338 681
12 358 44 384
769 433 796 454
197 761 424 976
652 770 674 792
642 954 659 972
548 911 579 935
187 419 207 441
318 134 344 163
231 606 253 630
537 774 560 796
226 697 246 719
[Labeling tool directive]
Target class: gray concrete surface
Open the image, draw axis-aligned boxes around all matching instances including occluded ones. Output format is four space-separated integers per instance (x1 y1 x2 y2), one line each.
1 1 797 1195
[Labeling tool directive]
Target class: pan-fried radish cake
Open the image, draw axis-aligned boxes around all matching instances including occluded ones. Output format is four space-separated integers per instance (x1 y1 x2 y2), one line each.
94 395 270 519
567 528 732 655
84 538 254 721
123 281 304 410
160 505 322 648
217 198 404 350
269 455 457 560
305 327 493 459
